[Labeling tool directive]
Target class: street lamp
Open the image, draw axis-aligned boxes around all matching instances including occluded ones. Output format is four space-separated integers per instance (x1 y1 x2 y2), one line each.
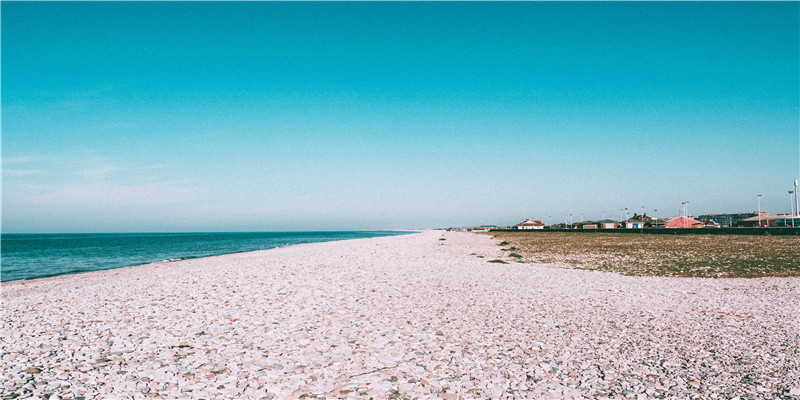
681 202 689 228
790 191 795 227
569 213 573 229
795 179 799 217
757 195 762 227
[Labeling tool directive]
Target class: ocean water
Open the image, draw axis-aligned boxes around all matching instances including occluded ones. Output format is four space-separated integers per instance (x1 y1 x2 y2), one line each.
0 231 414 282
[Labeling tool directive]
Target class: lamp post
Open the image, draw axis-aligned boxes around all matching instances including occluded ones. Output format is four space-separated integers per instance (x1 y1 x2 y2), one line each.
757 195 762 227
655 209 658 227
569 213 573 229
790 191 795 227
681 202 688 228
795 179 799 217
548 216 552 227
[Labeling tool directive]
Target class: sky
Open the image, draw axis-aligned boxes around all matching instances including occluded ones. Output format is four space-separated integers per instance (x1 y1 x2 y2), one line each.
2 2 799 233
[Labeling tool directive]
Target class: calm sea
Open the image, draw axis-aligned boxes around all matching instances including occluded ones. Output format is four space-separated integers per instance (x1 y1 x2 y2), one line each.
0 231 414 282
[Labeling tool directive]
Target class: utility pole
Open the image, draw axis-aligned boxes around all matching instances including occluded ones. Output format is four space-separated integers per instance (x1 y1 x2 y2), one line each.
757 195 762 227
681 202 689 228
795 179 799 219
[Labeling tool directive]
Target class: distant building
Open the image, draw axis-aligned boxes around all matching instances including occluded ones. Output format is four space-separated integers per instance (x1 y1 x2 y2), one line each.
664 216 703 228
514 218 544 229
596 219 619 229
774 214 800 227
579 221 598 229
698 219 721 228
697 212 759 228
625 219 646 229
735 213 775 227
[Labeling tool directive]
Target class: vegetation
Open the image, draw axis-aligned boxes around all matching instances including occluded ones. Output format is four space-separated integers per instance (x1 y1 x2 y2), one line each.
486 232 800 278
488 259 508 264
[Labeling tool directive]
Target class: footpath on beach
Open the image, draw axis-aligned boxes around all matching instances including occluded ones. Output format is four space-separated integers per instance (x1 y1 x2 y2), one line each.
2 230 798 399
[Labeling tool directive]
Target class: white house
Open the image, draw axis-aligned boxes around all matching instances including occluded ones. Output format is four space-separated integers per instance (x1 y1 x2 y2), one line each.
596 219 619 229
625 219 646 229
514 218 544 230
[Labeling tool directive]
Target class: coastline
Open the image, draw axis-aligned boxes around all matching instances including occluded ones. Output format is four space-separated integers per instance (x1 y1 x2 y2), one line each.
2 230 798 399
1 230 418 283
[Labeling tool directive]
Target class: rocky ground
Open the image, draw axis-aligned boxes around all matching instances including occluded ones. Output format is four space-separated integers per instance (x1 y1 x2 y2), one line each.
2 230 798 399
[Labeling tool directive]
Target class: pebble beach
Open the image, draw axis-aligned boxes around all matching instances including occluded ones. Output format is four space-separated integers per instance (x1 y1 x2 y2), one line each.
2 230 798 399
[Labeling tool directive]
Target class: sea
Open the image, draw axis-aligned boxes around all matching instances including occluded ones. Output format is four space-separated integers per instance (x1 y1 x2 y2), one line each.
0 231 414 282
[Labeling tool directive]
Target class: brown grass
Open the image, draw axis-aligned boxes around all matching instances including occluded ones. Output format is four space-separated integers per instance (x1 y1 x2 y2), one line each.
486 232 800 278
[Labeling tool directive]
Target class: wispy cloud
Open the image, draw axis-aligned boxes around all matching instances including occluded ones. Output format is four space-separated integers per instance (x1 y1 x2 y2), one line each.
3 169 42 177
16 180 203 208
2 155 48 166
79 165 120 181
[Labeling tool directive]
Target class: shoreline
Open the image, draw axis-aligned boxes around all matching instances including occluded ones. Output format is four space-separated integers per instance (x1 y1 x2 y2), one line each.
1 230 420 284
2 230 798 399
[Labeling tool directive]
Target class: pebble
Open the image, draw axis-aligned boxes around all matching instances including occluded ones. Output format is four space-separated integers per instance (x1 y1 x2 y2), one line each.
1 231 797 399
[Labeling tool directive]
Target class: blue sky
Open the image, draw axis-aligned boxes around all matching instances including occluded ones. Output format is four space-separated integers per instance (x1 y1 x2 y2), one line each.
2 2 798 232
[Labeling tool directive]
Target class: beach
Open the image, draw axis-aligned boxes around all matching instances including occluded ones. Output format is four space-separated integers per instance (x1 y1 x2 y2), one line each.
1 230 798 399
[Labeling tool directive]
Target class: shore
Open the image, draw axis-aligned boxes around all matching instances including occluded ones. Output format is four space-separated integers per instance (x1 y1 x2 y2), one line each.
2 230 798 399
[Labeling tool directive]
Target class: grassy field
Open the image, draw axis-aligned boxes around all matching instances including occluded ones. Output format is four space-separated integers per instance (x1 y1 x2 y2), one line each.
485 231 800 278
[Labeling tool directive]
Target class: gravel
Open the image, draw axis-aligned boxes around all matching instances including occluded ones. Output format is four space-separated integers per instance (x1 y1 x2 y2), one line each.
2 230 798 399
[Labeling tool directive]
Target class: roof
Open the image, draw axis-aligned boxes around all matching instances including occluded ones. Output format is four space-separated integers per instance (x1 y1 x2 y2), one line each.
665 216 703 225
596 219 618 223
514 219 544 227
739 213 777 222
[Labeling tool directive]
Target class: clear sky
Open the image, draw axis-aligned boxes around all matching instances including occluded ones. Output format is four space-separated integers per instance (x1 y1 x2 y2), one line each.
2 2 798 232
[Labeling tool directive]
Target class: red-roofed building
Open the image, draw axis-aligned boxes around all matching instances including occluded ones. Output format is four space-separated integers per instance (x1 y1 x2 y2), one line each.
664 216 703 228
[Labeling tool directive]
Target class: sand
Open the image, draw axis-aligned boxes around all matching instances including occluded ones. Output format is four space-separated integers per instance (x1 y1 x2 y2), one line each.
2 230 798 399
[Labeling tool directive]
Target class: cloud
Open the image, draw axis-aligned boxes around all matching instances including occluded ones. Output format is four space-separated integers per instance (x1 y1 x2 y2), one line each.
2 155 46 166
6 179 205 217
3 169 42 177
79 166 120 181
